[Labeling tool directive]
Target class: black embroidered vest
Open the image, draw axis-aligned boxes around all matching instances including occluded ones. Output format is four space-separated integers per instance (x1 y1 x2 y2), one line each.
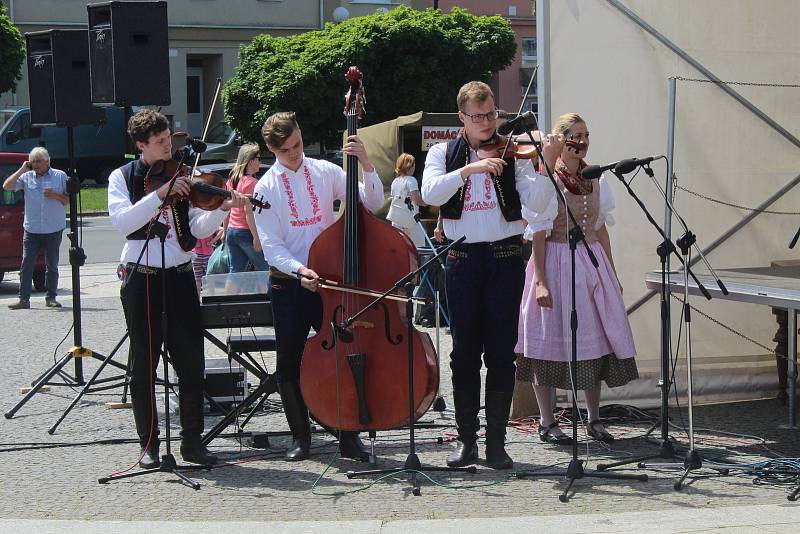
440 134 522 221
121 160 197 252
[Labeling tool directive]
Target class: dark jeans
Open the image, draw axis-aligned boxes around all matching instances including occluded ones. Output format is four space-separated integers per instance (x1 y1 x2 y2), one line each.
226 227 269 273
445 239 525 393
269 277 322 383
120 264 206 441
19 229 62 300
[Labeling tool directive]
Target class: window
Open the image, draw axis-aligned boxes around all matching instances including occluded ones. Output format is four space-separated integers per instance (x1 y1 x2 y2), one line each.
522 38 537 64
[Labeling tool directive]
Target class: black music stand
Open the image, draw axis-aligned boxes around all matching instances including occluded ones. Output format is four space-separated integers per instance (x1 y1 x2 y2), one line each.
345 237 476 495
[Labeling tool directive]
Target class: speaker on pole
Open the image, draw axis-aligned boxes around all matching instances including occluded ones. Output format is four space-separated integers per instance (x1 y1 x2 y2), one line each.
25 30 105 127
87 1 171 107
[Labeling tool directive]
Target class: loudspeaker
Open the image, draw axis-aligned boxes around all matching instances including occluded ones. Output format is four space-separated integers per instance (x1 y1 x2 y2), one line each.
87 1 171 106
25 30 105 127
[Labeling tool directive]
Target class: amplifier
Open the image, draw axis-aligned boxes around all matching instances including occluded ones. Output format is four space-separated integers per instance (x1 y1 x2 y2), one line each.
204 357 247 405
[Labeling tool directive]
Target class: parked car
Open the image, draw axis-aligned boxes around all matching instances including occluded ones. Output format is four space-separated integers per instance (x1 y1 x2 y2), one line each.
0 106 128 185
0 152 46 289
201 121 244 164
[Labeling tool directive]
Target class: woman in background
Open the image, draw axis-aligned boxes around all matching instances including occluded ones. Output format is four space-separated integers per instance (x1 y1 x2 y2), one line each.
224 143 268 273
389 153 427 247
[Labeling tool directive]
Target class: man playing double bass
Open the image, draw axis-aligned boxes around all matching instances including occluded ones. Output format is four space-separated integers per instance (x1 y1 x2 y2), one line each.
421 81 562 469
253 111 383 461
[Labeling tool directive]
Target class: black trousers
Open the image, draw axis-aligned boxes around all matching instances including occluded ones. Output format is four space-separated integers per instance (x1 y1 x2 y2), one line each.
121 263 205 443
444 238 525 393
269 277 322 383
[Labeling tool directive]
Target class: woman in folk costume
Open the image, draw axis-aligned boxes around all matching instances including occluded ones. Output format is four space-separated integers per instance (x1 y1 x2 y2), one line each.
516 113 638 446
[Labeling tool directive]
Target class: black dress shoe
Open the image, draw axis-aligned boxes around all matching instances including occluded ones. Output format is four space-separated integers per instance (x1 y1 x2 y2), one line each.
285 437 310 461
139 442 160 469
339 434 370 462
538 422 573 445
180 440 218 465
587 420 615 444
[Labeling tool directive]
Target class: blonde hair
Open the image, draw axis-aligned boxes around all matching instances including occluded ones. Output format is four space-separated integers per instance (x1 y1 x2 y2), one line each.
552 113 585 136
229 143 261 190
395 153 415 176
456 81 494 111
261 111 299 148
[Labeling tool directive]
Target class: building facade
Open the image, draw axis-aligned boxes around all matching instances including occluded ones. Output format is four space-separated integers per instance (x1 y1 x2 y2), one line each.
1 0 428 136
437 1 537 113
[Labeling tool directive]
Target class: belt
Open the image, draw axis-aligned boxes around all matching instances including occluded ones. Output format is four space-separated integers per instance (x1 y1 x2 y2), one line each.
268 267 296 280
125 261 194 275
447 235 523 259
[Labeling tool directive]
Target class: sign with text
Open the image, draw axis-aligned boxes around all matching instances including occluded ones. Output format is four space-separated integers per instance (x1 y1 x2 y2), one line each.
421 126 462 151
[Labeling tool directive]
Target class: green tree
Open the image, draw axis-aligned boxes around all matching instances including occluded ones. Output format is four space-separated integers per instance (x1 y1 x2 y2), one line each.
223 6 516 146
0 4 25 94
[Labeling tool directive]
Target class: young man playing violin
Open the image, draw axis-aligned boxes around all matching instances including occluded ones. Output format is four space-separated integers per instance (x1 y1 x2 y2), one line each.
421 81 563 469
252 111 383 461
108 109 247 468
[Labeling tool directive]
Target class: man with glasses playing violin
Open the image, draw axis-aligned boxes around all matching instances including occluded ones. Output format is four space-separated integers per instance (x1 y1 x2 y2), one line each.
421 81 563 469
108 109 247 469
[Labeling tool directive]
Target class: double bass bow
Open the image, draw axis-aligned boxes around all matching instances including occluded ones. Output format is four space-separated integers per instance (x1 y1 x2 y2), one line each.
298 66 439 432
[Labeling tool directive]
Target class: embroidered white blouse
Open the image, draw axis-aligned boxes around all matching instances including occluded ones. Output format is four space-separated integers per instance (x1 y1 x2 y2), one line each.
421 142 555 243
253 156 384 276
522 175 615 240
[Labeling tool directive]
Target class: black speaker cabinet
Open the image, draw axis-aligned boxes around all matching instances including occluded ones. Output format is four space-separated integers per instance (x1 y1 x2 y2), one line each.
25 30 105 127
87 1 171 106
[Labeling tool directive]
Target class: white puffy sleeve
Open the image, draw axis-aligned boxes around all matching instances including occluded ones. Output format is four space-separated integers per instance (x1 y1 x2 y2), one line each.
522 193 559 238
595 176 616 229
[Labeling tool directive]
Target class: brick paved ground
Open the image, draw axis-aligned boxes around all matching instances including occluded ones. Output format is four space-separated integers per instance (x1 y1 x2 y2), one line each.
0 264 798 522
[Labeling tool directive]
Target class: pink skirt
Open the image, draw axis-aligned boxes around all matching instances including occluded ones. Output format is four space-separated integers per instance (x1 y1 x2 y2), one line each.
516 240 637 363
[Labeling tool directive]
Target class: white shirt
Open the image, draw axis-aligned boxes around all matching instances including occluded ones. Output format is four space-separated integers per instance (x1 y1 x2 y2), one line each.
421 142 555 243
523 175 616 240
253 156 384 276
108 166 228 268
390 175 420 218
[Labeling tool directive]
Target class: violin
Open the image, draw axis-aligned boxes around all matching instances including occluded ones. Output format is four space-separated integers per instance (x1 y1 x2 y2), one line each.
145 158 269 212
476 134 538 160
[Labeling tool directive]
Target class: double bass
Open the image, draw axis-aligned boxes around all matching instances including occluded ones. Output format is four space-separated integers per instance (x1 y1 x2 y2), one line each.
298 67 439 431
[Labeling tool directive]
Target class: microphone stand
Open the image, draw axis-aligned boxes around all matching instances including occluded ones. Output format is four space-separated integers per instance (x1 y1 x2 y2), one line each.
594 164 734 489
99 146 207 489
345 236 476 496
512 118 646 502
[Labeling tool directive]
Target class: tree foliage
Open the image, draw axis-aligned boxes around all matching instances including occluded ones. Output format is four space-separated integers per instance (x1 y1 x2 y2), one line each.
0 4 25 94
223 6 516 146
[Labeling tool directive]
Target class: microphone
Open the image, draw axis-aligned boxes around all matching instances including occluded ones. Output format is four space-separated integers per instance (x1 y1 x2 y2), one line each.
497 111 536 136
186 137 207 154
580 162 618 180
614 156 657 174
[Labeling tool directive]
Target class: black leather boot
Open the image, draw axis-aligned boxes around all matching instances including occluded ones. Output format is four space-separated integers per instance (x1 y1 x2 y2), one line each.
180 436 218 465
278 381 311 461
131 393 160 468
332 430 370 462
446 389 480 467
484 390 514 470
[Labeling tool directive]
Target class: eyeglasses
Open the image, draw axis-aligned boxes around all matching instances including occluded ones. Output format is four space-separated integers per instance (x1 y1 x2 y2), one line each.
252 156 261 161
461 109 501 123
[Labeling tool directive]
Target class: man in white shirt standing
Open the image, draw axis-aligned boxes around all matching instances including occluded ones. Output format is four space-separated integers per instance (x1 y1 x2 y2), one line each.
108 109 246 469
421 81 562 470
253 111 383 462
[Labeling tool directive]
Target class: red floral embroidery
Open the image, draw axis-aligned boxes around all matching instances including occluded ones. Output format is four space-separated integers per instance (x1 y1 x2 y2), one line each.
281 165 320 224
484 173 493 200
303 165 320 216
464 177 472 202
280 172 299 219
463 200 498 212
